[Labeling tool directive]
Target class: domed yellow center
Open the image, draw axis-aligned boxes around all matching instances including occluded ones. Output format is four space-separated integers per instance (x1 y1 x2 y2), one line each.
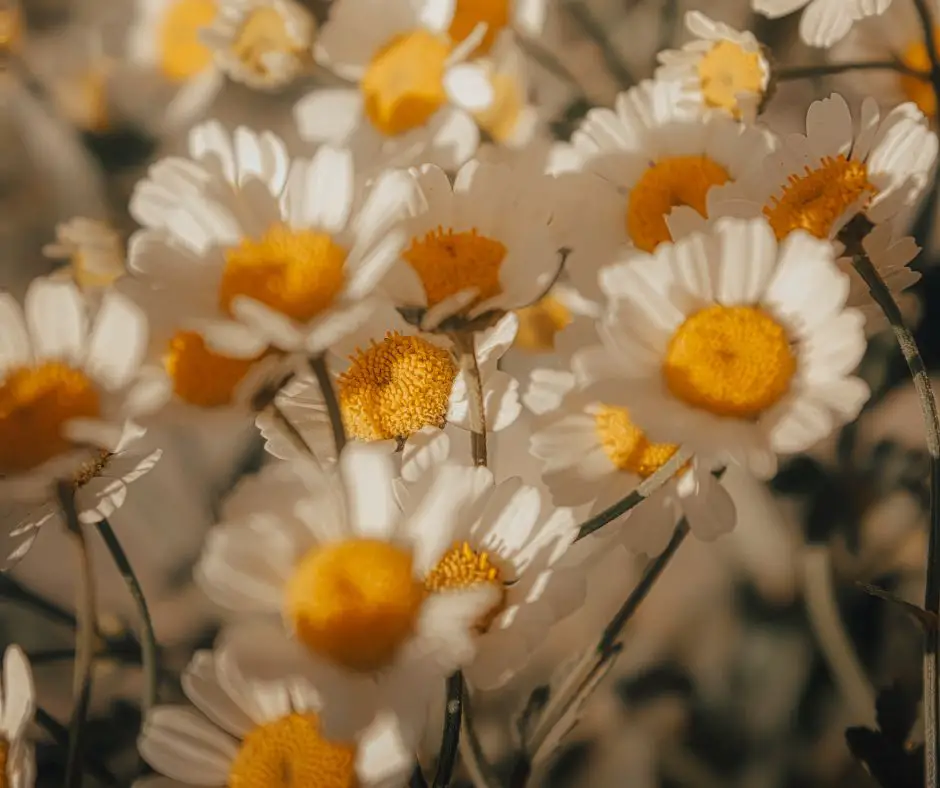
696 40 764 116
228 713 358 788
403 227 506 310
425 541 505 631
338 332 456 441
285 538 425 673
231 6 308 79
164 330 265 408
664 305 796 419
594 405 681 477
514 294 571 353
763 154 876 241
474 72 524 144
0 362 101 475
361 30 451 137
220 224 347 322
158 0 217 82
626 155 730 253
899 31 939 118
448 0 510 56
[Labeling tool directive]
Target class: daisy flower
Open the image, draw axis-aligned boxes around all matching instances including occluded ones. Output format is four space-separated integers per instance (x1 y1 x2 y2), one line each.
595 216 870 479
0 276 160 562
196 443 502 735
655 11 770 121
0 646 35 788
423 0 551 57
554 78 775 302
43 218 126 293
528 369 735 557
257 308 521 461
129 122 413 357
384 159 563 331
0 1 22 57
752 0 892 48
136 646 412 788
292 0 491 172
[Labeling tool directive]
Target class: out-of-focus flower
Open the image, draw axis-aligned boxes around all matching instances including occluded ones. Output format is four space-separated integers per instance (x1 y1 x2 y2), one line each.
424 0 550 56
136 647 412 787
594 217 870 479
128 122 412 356
655 11 770 121
0 0 22 57
752 0 892 48
384 160 562 330
0 646 34 786
43 218 126 293
293 0 492 171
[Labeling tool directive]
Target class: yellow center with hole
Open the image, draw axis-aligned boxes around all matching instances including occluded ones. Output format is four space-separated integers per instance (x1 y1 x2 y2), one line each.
663 305 796 419
158 0 217 82
164 330 265 408
594 405 681 477
626 155 730 252
696 40 764 117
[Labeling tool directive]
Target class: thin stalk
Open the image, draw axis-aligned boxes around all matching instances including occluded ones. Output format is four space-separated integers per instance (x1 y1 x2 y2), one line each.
776 61 930 81
460 682 501 788
851 250 940 788
310 354 347 456
574 446 694 541
94 518 158 716
516 36 588 98
0 574 78 630
452 332 487 467
34 707 120 787
410 766 429 788
564 0 636 89
432 672 464 788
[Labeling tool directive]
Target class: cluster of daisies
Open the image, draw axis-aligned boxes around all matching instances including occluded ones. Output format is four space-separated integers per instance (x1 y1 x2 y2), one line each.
1 0 940 783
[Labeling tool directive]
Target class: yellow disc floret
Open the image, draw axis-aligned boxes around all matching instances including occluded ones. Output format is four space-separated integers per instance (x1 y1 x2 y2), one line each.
447 0 510 56
220 224 347 322
285 538 425 673
361 30 450 137
338 332 456 441
228 713 357 788
0 362 101 475
696 40 765 117
158 0 217 82
594 405 681 477
663 305 796 419
626 155 730 253
763 155 876 241
514 295 571 353
164 330 265 408
425 541 505 631
231 6 308 80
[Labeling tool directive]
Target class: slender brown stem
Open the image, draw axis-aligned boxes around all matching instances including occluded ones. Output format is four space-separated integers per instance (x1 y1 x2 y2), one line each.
776 60 930 81
310 354 347 456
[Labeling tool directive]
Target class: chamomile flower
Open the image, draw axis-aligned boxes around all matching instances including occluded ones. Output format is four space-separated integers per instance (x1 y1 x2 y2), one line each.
257 309 521 461
0 276 160 561
655 11 770 121
595 217 870 479
129 123 413 356
196 444 502 735
555 78 775 302
384 160 563 331
293 0 490 171
43 218 126 293
0 646 34 788
136 647 412 788
528 370 735 556
423 0 551 56
752 0 892 48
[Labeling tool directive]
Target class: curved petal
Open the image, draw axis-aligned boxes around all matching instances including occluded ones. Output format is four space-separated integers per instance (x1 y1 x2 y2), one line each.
138 707 237 784
25 278 88 365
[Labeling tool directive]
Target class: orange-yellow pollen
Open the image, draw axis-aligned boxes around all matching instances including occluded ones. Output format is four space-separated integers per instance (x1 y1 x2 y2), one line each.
663 305 796 419
402 227 506 310
514 294 571 353
447 0 510 55
425 541 505 632
228 713 358 788
220 224 346 322
285 538 425 673
594 405 681 478
763 154 876 241
164 330 266 408
158 0 217 82
0 362 101 475
626 155 730 253
361 30 450 137
696 39 765 116
338 332 456 441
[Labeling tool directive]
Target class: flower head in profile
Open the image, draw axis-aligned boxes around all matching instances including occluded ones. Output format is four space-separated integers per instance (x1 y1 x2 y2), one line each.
595 216 870 479
0 646 35 788
752 0 892 47
43 218 126 293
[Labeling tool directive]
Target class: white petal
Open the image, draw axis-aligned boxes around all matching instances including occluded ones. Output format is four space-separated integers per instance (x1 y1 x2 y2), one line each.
340 444 399 539
285 147 354 233
444 64 495 112
1 646 33 741
181 651 255 738
85 291 147 390
293 89 364 144
138 707 237 783
25 278 88 365
0 295 30 374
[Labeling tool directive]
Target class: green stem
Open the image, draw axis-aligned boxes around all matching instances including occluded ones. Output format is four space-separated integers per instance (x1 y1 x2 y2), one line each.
453 333 487 468
432 671 464 788
35 707 120 787
310 354 347 457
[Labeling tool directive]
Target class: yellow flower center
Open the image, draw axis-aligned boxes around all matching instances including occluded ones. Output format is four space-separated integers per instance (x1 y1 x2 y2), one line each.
474 72 524 144
361 30 450 137
696 40 764 117
231 6 308 80
228 713 358 788
338 332 456 441
763 154 877 241
220 224 347 323
0 3 22 55
626 155 730 253
158 0 217 82
899 32 939 118
514 294 571 353
164 330 265 408
664 305 796 419
594 405 681 477
402 227 506 310
0 362 101 475
447 0 510 56
425 541 505 632
285 538 425 673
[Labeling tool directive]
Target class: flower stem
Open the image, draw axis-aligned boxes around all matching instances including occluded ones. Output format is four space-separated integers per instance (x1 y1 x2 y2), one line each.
460 681 501 788
0 573 78 630
574 446 694 541
310 354 347 457
94 518 158 717
776 60 930 81
34 706 120 787
564 0 636 89
432 671 464 788
851 249 940 788
453 332 487 468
